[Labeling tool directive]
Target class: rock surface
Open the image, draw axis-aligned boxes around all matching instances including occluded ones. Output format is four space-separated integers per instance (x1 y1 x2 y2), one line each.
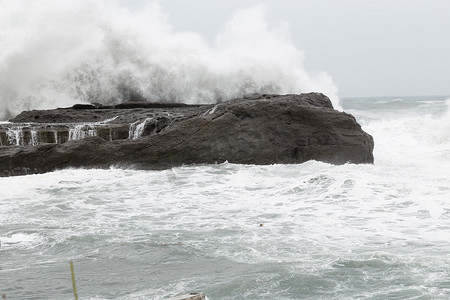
0 93 374 177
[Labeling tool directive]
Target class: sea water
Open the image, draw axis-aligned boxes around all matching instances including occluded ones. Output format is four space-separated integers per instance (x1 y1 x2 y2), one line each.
1 96 450 299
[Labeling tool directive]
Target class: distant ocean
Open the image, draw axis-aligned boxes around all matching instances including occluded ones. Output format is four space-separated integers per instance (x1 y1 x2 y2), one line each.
1 95 449 299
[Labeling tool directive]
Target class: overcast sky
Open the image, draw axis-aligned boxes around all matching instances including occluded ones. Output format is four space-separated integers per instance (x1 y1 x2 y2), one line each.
119 0 450 97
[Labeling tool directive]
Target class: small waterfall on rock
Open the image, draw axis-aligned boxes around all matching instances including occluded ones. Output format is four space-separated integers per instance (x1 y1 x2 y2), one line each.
6 127 24 146
1 125 41 147
68 125 98 141
30 130 38 146
53 131 59 144
0 114 157 148
0 117 131 147
128 118 154 140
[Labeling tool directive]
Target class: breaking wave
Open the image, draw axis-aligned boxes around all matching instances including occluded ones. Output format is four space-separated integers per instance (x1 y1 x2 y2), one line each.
0 0 339 120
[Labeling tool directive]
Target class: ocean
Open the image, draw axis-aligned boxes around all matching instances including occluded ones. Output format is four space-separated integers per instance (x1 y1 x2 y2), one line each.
1 96 449 299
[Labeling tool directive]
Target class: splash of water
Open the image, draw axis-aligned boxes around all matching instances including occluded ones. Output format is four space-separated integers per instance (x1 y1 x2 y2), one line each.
0 0 339 120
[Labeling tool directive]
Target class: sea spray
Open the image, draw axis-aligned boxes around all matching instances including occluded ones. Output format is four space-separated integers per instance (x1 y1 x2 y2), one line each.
0 0 339 121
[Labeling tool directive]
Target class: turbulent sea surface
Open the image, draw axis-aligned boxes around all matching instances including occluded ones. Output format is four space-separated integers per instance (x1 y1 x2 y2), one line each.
1 96 450 299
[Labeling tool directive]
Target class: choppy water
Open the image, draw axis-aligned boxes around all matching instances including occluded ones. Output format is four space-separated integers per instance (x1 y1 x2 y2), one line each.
1 96 450 299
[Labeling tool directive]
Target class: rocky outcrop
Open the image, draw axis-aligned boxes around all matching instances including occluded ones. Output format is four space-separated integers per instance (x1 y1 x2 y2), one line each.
0 93 374 176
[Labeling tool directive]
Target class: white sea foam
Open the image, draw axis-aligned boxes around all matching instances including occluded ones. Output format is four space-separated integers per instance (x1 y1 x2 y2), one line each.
0 0 339 121
364 98 450 167
0 233 43 250
1 154 449 298
1 95 450 298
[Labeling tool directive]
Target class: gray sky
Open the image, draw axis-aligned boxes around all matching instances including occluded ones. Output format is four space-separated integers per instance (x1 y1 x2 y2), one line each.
119 0 450 97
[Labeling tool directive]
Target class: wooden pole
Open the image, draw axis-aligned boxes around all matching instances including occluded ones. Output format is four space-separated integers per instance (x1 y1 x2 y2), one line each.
70 261 79 300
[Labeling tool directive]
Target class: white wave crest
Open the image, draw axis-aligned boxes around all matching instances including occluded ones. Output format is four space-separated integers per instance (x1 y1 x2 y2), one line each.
0 0 339 120
366 99 450 166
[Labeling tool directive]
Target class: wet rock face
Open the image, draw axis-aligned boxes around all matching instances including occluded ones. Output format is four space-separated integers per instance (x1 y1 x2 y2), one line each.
0 93 374 177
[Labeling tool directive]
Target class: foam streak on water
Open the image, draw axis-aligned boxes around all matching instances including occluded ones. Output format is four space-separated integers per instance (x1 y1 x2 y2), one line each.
1 96 450 299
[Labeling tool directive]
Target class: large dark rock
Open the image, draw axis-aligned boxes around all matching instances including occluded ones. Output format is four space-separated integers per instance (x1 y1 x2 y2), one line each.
0 93 374 177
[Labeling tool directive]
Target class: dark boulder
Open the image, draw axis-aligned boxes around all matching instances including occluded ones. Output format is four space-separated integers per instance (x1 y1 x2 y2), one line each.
0 93 374 177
